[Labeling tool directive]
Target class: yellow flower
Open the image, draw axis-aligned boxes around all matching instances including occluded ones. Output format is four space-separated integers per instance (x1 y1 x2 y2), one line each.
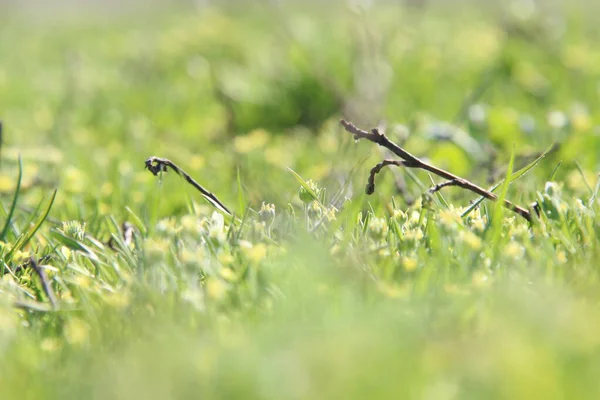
100 182 114 197
206 278 228 300
64 318 90 346
378 282 409 298
64 165 86 193
368 217 388 240
439 208 462 228
572 111 591 132
470 216 486 232
233 129 270 153
459 230 482 250
218 253 235 266
402 256 418 272
104 291 131 309
472 271 491 289
189 155 205 170
557 251 567 264
181 215 200 235
220 267 236 282
505 242 525 260
243 243 268 264
0 174 15 192
404 228 424 242
264 146 293 168
40 338 61 352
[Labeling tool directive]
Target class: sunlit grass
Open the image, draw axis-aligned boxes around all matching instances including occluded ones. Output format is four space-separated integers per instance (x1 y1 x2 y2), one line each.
1 1 600 399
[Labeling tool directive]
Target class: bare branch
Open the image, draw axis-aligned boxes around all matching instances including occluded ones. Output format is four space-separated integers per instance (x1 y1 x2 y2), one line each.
341 119 533 222
145 156 233 217
29 257 57 309
428 179 461 194
366 160 409 195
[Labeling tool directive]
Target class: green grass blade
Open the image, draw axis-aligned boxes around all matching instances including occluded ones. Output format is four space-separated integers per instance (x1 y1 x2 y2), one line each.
6 189 57 259
589 173 600 208
575 161 593 194
0 155 23 241
50 229 101 263
287 167 323 206
549 161 562 181
125 206 147 236
461 142 556 219
427 173 450 209
236 166 246 217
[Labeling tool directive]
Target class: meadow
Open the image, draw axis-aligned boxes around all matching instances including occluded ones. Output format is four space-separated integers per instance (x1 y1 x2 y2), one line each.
1 1 600 398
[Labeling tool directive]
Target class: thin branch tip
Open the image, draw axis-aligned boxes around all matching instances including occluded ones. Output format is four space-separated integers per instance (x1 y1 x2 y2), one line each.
144 155 233 217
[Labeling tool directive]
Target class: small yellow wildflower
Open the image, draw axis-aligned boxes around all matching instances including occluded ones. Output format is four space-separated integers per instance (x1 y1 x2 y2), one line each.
505 242 525 260
402 256 418 272
206 278 228 300
404 228 424 242
189 155 205 170
104 291 130 309
220 267 236 282
368 217 388 240
100 182 113 196
40 338 61 352
64 318 90 346
233 129 270 153
218 253 235 266
438 208 462 228
378 282 409 298
181 215 200 234
243 243 268 264
459 230 482 250
472 271 491 289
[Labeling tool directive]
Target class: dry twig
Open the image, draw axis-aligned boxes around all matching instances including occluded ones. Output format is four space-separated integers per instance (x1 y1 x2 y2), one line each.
340 119 533 222
145 156 232 217
29 257 57 309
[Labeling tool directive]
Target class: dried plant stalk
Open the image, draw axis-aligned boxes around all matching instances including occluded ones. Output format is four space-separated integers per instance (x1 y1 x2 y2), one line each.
340 119 532 222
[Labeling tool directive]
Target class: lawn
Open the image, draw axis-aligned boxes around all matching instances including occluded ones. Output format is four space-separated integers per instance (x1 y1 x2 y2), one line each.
1 1 600 398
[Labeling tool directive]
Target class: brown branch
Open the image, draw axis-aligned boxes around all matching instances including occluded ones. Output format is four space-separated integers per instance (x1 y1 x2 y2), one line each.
341 119 532 222
145 156 233 217
29 257 57 309
429 179 461 194
366 160 410 195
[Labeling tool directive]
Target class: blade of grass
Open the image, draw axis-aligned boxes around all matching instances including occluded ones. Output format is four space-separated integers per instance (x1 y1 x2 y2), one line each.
0 155 23 241
589 173 600 208
427 173 450 209
549 161 562 181
50 230 101 263
461 142 556 219
236 166 246 217
488 145 515 259
575 161 594 194
6 189 57 260
287 168 324 207
125 206 147 236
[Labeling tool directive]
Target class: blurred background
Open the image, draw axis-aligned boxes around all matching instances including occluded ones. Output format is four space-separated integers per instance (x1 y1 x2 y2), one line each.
1 0 598 216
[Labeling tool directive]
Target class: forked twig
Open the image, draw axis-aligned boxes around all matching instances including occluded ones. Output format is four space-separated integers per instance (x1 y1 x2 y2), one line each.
429 179 460 194
366 160 410 195
145 156 232 217
341 119 532 222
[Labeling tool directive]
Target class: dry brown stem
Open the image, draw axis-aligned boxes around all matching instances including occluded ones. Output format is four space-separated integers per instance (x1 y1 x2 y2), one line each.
340 119 532 222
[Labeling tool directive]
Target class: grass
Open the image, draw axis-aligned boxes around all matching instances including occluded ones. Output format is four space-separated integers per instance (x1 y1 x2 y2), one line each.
1 1 600 398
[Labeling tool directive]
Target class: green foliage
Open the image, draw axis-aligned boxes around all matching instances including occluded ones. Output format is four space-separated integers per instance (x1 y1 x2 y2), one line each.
1 1 600 399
